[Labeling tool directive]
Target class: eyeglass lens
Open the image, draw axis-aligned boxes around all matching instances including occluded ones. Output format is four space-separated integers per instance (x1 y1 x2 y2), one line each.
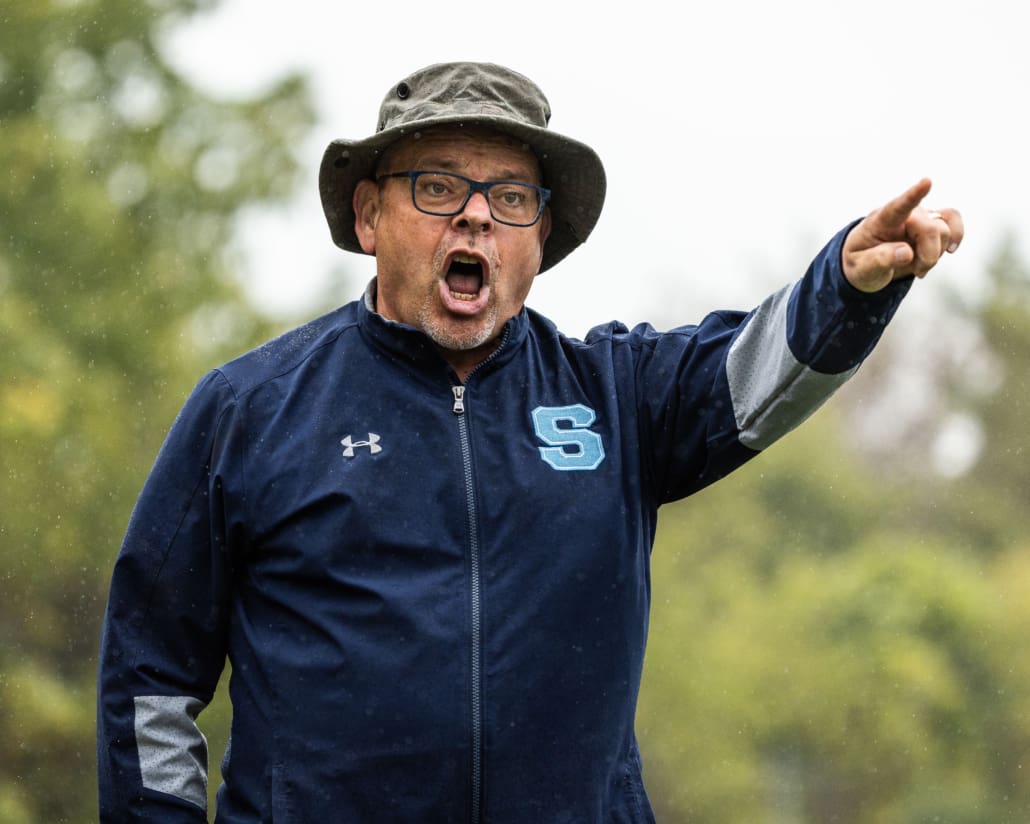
411 172 543 225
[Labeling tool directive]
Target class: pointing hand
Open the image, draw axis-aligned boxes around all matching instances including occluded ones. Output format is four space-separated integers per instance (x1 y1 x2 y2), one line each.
842 178 964 293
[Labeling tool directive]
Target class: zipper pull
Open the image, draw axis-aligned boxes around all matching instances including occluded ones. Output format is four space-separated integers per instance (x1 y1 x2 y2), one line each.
452 385 466 415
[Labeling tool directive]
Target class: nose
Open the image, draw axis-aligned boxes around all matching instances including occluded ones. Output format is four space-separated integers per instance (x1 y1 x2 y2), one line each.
453 191 493 232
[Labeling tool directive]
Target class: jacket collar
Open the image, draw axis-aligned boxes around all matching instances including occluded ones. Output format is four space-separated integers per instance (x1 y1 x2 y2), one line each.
357 279 530 380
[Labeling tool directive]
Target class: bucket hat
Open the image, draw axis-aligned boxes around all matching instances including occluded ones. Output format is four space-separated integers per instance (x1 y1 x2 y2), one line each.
318 62 606 273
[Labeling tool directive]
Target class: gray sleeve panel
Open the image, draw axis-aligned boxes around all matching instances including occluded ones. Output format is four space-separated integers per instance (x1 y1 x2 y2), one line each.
134 695 209 810
727 283 858 451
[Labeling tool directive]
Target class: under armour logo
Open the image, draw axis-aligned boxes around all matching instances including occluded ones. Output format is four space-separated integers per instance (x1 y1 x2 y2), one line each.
341 433 382 457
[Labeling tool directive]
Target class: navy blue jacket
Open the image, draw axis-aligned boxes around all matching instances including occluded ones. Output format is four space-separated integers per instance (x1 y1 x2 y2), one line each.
97 225 909 822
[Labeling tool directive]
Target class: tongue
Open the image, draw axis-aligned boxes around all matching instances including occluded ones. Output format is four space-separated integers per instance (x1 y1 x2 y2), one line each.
446 272 482 296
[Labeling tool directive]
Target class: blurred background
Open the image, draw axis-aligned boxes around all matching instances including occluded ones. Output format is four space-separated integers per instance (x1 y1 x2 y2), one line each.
2 1 1029 821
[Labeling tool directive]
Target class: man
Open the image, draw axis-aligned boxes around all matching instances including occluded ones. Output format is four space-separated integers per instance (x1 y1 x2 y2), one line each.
97 62 962 822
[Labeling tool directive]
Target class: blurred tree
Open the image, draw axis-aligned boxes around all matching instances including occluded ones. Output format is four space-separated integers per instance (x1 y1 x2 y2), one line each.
0 1 313 820
918 237 1030 554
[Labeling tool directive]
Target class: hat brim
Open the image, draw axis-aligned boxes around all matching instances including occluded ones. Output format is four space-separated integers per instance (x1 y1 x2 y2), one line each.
318 113 606 274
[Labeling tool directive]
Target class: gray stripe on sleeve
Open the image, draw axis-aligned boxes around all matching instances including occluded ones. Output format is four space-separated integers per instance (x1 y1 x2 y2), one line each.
727 283 857 451
134 695 209 810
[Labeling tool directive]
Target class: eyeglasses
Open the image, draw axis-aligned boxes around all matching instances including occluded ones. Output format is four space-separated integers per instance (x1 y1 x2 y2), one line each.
377 170 551 227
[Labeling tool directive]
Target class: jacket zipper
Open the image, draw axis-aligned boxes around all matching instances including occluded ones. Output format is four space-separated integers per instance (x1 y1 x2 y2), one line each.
452 383 482 823
450 327 508 824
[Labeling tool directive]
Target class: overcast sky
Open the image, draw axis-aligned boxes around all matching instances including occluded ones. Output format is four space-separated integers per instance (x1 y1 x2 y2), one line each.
164 0 1029 338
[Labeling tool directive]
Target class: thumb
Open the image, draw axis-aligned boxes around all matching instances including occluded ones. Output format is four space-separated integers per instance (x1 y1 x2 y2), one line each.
845 241 915 292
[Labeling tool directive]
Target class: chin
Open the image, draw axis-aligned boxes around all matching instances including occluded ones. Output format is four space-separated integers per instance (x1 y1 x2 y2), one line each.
428 324 497 353
420 306 499 354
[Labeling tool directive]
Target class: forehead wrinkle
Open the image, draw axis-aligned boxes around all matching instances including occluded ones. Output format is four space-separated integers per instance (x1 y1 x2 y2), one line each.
380 130 542 183
424 162 537 184
410 154 539 184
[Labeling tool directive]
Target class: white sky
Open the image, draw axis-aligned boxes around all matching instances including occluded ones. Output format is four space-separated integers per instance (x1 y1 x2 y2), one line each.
164 0 1029 338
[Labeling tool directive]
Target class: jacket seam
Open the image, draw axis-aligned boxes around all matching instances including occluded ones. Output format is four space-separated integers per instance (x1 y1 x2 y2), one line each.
129 396 237 680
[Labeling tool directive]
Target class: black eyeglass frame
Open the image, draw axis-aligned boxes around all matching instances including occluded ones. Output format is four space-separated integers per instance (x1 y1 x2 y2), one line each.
377 170 552 227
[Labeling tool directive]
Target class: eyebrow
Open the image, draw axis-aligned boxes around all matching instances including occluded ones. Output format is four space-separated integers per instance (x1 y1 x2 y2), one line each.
408 157 538 183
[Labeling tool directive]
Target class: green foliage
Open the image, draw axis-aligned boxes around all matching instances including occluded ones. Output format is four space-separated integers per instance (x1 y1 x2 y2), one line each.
933 238 1030 554
0 2 313 820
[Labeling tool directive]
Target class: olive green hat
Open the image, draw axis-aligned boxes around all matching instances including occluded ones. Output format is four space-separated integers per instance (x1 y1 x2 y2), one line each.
318 62 606 273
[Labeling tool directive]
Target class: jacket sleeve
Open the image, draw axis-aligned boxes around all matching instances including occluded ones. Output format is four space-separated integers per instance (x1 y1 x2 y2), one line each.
636 221 911 503
97 369 245 822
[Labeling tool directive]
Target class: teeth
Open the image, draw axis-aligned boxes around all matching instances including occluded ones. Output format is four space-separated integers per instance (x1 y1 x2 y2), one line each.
452 254 478 264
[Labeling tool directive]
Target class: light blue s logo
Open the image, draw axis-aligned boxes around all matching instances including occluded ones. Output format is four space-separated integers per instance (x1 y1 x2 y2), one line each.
531 405 605 471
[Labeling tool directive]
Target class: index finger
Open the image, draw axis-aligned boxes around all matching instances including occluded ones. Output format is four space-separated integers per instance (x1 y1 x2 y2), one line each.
878 177 933 228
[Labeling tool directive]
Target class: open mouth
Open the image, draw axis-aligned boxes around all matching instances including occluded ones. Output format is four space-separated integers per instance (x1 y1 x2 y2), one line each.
445 254 485 301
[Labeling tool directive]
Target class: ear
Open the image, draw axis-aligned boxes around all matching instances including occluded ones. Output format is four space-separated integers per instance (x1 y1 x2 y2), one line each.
353 179 380 254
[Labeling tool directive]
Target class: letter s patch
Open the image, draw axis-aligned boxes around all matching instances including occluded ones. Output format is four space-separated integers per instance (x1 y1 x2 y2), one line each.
531 405 605 471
